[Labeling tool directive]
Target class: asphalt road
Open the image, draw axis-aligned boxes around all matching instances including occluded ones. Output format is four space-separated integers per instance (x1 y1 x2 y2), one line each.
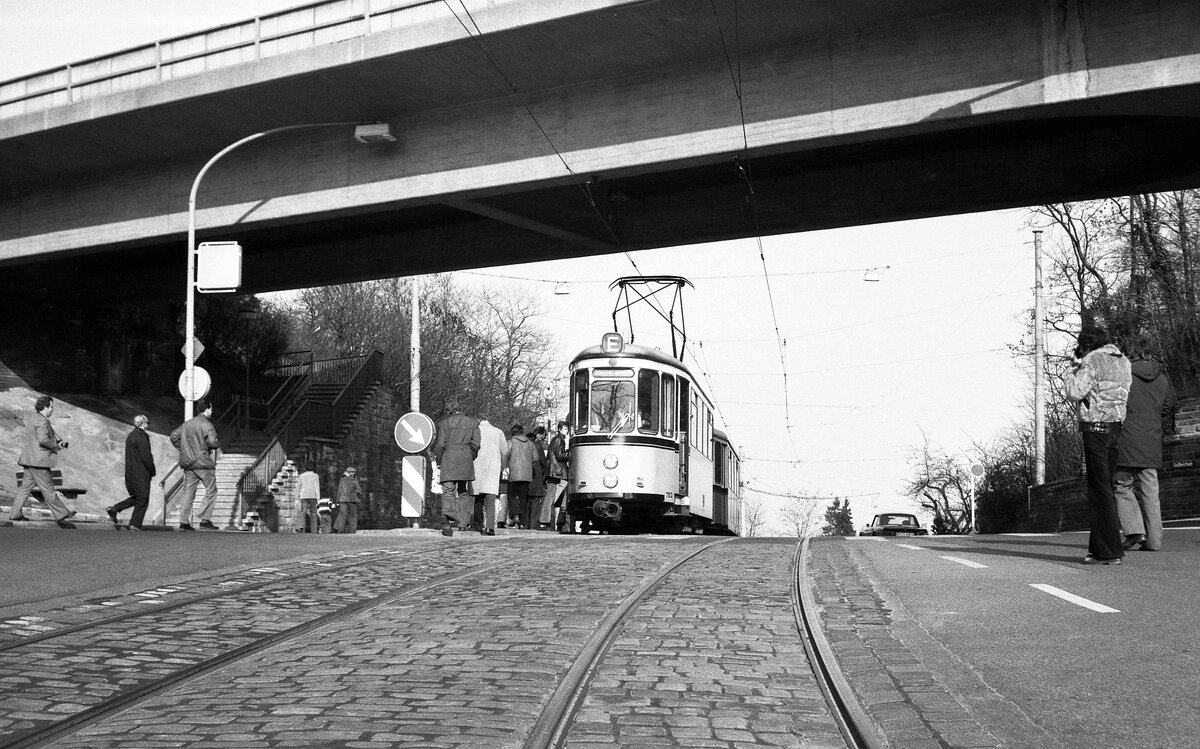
840 529 1200 749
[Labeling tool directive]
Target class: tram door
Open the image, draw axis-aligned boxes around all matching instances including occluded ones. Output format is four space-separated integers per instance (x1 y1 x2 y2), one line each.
677 379 689 497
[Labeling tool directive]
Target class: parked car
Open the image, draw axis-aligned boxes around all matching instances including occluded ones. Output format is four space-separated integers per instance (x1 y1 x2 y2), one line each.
859 513 928 537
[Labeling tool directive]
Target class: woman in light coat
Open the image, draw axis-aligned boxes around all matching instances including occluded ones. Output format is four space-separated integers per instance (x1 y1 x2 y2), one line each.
472 420 510 535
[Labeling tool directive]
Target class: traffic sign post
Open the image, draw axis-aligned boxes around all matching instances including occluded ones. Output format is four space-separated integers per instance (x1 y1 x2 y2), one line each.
401 455 426 518
394 412 435 454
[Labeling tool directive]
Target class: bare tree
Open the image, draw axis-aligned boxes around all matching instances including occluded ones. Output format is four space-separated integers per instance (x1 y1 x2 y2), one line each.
777 492 822 538
905 433 972 534
741 494 767 538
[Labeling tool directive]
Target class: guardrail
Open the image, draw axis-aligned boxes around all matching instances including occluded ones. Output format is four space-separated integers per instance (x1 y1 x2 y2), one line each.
0 0 519 120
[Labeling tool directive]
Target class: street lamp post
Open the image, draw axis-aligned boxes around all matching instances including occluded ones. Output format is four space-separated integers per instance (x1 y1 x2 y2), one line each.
238 308 261 431
183 121 394 421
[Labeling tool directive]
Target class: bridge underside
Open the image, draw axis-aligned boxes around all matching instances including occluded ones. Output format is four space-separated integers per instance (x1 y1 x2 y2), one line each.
7 110 1200 306
3 0 1200 306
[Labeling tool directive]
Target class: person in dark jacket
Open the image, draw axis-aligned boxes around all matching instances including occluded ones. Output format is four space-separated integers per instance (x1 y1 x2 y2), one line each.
107 414 156 530
169 398 220 531
1064 324 1131 565
505 425 537 529
435 403 481 533
529 427 549 529
1114 337 1176 552
7 395 77 528
333 466 362 534
548 421 573 533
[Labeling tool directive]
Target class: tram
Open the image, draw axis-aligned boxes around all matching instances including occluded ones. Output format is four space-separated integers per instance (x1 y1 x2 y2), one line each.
562 276 741 534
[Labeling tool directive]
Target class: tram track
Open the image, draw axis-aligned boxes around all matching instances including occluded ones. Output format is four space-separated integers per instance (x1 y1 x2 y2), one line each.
794 537 887 749
1 563 490 749
525 537 886 749
0 543 450 653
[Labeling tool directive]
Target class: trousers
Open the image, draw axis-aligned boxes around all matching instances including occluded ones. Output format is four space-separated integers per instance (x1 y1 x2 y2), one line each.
1082 429 1123 560
1114 467 1162 550
179 467 217 526
10 466 72 521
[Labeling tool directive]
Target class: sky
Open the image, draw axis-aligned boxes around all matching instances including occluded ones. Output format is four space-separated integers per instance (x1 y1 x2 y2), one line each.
0 2 1043 533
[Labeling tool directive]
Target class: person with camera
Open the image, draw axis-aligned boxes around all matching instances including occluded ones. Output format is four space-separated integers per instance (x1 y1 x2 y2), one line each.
7 395 78 528
1064 324 1131 565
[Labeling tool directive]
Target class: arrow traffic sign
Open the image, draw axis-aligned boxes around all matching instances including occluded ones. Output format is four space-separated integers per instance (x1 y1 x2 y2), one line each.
394 412 435 453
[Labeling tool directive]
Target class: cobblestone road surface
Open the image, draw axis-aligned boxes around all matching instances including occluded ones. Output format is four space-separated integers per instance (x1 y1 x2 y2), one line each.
0 535 853 749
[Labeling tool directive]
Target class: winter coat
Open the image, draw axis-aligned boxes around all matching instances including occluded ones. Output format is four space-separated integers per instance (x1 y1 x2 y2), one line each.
435 413 481 482
124 427 156 497
18 412 64 468
337 474 361 504
170 414 220 470
529 439 548 497
1064 344 1131 425
1116 359 1177 468
472 420 510 496
506 435 537 483
548 433 569 482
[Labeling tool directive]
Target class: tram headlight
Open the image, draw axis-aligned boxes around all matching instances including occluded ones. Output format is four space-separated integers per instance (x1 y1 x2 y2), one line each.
603 473 619 489
602 454 619 469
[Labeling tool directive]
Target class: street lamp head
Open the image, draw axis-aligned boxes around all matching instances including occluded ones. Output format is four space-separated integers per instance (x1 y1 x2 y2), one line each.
354 122 396 144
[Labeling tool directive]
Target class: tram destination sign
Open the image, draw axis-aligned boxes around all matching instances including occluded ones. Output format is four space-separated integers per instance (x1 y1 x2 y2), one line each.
394 412 435 454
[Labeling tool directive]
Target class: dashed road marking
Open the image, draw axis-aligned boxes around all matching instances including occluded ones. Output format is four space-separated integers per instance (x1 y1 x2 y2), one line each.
939 555 988 569
1030 584 1120 613
895 543 924 550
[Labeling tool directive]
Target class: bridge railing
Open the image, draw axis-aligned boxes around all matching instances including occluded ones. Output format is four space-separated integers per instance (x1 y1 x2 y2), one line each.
0 0 520 120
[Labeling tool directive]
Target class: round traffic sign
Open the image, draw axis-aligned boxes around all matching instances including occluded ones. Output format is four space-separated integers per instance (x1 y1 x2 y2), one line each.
394 412 435 453
177 366 212 401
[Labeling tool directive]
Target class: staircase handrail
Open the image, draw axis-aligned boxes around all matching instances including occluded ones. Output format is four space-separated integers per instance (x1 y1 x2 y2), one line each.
233 351 383 525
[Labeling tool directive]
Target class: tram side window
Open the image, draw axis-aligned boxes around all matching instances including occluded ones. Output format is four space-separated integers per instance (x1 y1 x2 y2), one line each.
661 375 675 438
572 369 589 433
706 409 714 459
678 379 690 446
637 369 660 434
591 380 636 433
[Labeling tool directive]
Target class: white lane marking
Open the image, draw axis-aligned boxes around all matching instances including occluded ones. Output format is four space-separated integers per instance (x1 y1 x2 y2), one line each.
1030 584 1120 613
939 555 988 569
895 544 924 550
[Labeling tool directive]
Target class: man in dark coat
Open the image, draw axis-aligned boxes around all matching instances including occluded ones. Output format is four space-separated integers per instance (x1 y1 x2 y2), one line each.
435 403 481 534
7 395 77 529
107 414 156 530
1114 338 1176 551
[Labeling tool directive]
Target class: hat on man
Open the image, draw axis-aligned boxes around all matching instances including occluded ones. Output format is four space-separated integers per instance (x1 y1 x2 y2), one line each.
345 466 357 474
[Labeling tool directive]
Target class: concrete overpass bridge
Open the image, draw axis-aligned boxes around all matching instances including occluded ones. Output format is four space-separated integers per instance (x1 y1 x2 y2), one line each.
3 0 1200 308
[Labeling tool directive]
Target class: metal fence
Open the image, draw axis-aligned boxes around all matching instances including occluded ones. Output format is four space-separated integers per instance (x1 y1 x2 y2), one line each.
1 0 518 120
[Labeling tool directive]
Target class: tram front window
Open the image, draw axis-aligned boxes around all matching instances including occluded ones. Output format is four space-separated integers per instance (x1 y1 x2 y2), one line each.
590 381 635 435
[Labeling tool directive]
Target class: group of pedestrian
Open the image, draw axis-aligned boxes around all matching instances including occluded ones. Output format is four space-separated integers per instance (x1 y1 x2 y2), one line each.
1065 326 1176 565
5 394 365 534
434 404 573 537
296 463 361 534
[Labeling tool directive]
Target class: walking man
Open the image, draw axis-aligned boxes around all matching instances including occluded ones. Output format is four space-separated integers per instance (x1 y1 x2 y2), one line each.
296 463 322 534
435 401 481 534
107 413 155 530
169 398 221 531
333 466 361 534
8 395 77 529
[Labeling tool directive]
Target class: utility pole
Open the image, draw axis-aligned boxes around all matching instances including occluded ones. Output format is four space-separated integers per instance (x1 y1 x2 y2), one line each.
411 275 421 413
1033 230 1046 485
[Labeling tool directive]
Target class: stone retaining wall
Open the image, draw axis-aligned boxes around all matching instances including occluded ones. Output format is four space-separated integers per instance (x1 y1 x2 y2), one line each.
1026 401 1200 532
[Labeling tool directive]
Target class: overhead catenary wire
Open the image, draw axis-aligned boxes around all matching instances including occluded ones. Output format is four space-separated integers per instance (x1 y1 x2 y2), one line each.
707 0 799 461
